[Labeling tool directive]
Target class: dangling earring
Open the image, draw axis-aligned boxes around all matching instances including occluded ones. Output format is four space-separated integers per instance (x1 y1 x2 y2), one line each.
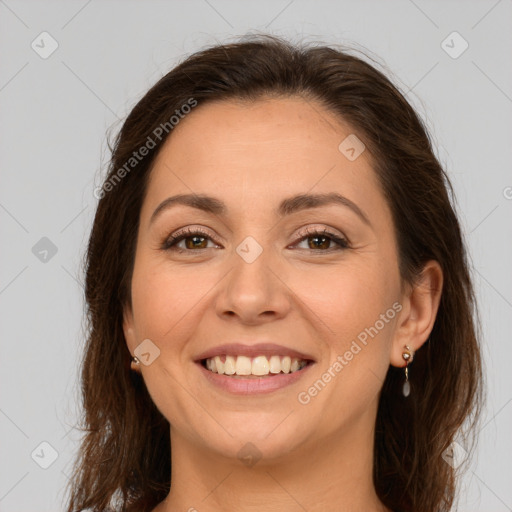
401 345 414 397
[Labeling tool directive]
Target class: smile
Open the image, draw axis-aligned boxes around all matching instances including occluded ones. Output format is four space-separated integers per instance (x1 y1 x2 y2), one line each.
203 354 309 377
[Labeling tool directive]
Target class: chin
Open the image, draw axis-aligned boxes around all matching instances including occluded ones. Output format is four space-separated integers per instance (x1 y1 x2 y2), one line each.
199 415 311 464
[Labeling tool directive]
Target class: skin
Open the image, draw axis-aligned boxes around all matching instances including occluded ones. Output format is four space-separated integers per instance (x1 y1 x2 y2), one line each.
123 96 443 512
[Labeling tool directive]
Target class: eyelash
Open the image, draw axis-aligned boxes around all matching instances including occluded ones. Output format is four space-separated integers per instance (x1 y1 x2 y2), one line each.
161 226 350 253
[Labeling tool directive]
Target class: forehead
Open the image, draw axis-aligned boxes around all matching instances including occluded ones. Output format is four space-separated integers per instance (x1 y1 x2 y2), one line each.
159 96 353 161
143 96 385 221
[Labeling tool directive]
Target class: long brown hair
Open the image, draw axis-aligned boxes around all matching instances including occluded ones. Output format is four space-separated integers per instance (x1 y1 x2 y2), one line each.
64 34 484 512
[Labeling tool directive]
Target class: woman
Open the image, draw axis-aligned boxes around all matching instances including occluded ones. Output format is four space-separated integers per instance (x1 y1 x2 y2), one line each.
65 34 483 512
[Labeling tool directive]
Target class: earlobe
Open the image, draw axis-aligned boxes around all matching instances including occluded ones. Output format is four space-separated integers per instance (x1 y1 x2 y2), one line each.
123 306 142 373
130 358 141 372
391 260 443 367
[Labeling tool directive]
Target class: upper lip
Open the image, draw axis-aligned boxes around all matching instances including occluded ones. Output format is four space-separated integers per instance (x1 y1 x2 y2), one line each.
195 342 316 362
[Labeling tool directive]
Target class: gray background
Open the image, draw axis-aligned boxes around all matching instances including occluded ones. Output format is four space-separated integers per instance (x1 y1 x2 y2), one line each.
1 0 511 510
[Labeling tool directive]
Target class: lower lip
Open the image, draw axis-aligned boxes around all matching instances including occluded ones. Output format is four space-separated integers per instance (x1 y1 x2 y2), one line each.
196 361 315 395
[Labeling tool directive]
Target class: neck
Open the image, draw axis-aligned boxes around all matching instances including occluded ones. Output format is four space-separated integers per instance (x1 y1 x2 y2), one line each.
158 402 390 512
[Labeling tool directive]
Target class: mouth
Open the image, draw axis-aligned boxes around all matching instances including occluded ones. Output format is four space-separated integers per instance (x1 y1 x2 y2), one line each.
200 354 314 378
194 342 316 394
195 351 316 395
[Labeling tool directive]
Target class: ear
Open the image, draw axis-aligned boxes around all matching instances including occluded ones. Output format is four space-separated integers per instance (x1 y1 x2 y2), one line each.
123 304 141 373
391 260 443 367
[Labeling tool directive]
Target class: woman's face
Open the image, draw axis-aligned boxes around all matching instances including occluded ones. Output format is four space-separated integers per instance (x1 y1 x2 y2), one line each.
123 96 405 461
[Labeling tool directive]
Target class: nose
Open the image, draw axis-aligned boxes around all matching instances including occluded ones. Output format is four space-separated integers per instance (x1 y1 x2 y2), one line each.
215 239 291 325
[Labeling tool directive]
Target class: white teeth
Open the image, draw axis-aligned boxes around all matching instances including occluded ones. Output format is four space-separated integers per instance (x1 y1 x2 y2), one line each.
214 355 224 374
204 355 309 376
224 355 236 375
235 355 252 375
252 356 270 376
269 355 281 374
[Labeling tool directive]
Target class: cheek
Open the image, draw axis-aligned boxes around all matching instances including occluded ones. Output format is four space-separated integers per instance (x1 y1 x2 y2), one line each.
131 275 172 338
131 260 192 338
287 262 394 350
289 259 398 417
129 261 213 424
130 254 225 354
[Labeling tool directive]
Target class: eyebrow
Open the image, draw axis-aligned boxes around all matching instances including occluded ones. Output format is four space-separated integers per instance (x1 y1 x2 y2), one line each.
150 192 371 226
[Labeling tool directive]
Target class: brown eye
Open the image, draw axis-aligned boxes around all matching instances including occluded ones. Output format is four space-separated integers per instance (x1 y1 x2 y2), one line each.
294 228 349 252
307 234 331 250
183 235 209 249
162 228 219 252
